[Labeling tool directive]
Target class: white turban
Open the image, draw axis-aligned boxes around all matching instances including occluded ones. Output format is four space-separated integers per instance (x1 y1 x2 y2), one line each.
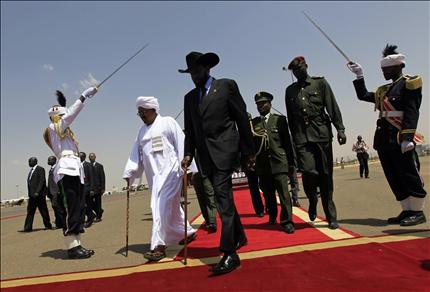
381 54 405 68
136 96 159 112
48 105 66 117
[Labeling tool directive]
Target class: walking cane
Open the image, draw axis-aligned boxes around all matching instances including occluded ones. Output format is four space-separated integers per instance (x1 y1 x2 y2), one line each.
125 180 130 257
183 173 188 265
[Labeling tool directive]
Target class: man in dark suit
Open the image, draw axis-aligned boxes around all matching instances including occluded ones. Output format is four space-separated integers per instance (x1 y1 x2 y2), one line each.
252 91 297 233
23 157 52 231
47 156 64 229
80 152 96 227
180 51 256 275
89 152 105 221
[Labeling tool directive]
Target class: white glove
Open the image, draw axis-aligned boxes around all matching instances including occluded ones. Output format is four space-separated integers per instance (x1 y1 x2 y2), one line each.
400 141 414 153
347 62 364 79
81 87 98 99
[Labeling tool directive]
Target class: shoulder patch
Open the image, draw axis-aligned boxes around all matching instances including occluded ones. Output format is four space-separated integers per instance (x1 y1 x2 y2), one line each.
405 75 422 90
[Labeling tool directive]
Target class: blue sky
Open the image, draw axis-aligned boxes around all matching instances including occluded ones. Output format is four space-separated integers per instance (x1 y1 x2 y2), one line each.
1 1 429 200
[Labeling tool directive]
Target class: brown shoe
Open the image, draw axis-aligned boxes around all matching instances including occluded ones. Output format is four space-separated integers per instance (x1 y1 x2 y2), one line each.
144 247 166 262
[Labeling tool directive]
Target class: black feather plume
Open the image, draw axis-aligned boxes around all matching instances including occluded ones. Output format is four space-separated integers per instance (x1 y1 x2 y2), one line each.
56 90 67 107
382 44 399 57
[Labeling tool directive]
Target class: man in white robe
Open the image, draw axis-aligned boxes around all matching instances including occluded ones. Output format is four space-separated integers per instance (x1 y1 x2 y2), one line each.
123 96 196 262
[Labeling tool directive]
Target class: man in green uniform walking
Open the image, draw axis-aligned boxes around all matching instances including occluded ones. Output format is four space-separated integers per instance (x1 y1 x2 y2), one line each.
252 91 297 233
285 56 346 230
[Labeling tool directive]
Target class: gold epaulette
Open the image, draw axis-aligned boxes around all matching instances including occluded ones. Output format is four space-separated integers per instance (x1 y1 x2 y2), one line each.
374 84 390 111
404 75 422 90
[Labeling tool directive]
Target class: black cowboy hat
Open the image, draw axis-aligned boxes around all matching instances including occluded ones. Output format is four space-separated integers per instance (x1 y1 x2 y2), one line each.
178 51 220 73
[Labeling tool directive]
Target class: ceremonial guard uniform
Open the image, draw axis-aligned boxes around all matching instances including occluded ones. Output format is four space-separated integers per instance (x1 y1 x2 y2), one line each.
43 87 97 259
252 91 296 233
348 44 427 226
285 56 346 229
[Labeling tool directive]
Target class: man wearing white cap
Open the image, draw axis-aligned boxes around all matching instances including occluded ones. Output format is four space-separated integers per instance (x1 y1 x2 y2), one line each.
348 44 427 226
43 87 98 259
123 96 197 262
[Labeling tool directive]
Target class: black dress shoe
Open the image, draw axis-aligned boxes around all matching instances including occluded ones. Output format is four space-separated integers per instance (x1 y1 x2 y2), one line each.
236 237 248 250
387 211 412 224
79 245 95 256
308 203 317 221
84 221 93 228
207 224 217 233
283 223 295 234
209 253 240 275
268 218 276 225
68 246 91 259
328 221 339 230
292 199 301 207
179 232 197 245
256 212 264 217
400 212 427 226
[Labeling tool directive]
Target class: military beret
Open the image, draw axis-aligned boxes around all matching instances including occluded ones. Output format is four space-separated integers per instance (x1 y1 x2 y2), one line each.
288 56 306 70
254 91 273 103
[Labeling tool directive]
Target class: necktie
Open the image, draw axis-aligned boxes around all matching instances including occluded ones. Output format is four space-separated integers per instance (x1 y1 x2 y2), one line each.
28 168 33 182
199 87 207 102
261 116 267 128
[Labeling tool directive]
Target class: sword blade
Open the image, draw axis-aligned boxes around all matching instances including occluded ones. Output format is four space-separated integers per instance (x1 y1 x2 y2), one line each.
302 11 351 63
97 43 150 88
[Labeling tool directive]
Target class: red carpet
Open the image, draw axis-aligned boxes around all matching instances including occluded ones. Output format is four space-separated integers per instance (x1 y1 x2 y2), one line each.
6 238 429 291
177 189 355 259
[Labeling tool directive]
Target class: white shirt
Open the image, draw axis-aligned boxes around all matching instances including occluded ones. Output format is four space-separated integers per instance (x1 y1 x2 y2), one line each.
28 165 38 180
47 99 85 183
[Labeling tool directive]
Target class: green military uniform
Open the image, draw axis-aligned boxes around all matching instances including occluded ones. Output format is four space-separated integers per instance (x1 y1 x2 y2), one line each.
285 74 345 224
193 154 217 230
252 92 296 228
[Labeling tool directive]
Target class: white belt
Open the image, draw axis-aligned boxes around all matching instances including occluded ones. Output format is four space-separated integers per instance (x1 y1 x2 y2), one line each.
379 111 404 118
61 150 78 157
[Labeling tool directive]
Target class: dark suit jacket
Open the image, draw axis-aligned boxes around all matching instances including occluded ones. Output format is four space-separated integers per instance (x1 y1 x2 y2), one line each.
252 114 296 175
184 78 254 174
48 167 59 198
91 162 105 193
82 161 94 190
27 166 47 198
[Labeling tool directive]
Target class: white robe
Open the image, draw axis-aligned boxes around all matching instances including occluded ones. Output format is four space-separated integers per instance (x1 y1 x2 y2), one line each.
123 114 196 250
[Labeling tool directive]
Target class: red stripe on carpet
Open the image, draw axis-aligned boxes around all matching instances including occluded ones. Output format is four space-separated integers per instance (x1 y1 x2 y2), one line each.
6 238 429 291
177 189 341 259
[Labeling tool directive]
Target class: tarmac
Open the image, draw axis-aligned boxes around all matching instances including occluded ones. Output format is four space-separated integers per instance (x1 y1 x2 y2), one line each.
1 156 429 281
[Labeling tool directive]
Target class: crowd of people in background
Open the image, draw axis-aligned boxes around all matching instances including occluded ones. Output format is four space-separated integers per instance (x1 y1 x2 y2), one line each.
23 153 106 233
